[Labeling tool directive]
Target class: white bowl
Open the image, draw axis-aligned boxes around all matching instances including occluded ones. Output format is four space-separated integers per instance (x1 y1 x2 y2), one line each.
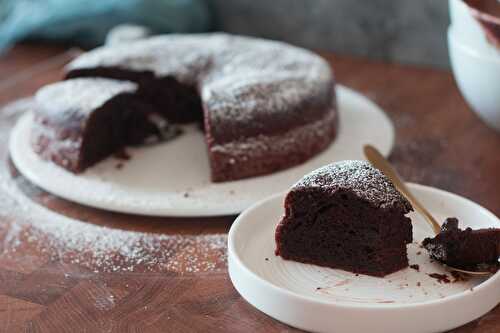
448 27 500 132
449 0 500 56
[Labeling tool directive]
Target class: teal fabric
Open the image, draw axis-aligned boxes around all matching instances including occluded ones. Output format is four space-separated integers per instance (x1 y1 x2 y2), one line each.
0 0 211 51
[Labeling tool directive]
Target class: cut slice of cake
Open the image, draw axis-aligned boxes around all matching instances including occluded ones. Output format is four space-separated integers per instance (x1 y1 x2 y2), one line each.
275 160 414 277
422 217 500 270
31 78 176 173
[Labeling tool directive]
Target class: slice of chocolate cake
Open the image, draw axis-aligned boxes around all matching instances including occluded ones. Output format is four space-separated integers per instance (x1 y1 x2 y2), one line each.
32 78 177 173
422 218 500 270
275 160 413 277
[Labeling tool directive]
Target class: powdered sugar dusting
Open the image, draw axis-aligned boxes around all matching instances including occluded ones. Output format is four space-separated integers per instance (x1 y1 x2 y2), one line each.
210 110 337 162
32 79 139 171
36 78 137 118
0 101 227 274
293 160 412 212
67 33 334 127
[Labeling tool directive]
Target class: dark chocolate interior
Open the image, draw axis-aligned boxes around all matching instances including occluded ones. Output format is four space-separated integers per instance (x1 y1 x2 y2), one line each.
275 189 412 277
422 218 500 268
67 67 204 124
66 67 204 171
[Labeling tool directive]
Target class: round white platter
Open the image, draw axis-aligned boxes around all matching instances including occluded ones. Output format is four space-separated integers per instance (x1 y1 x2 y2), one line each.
9 85 394 217
228 184 500 333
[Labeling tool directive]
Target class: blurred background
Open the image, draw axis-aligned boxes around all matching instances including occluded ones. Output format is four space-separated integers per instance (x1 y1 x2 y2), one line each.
211 0 449 68
0 0 449 68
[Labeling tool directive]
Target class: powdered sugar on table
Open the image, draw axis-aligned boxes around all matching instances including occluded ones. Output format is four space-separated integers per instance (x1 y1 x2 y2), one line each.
0 99 227 274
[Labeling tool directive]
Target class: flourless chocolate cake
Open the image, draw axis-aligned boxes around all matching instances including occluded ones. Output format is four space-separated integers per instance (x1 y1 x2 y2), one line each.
32 33 338 182
422 217 500 269
31 78 182 172
275 160 414 277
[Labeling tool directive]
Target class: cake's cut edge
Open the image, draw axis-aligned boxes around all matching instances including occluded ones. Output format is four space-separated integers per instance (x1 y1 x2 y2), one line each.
33 33 338 182
275 160 414 277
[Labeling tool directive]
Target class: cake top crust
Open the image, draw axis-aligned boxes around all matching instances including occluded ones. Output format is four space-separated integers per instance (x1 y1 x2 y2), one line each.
292 160 413 212
65 33 335 141
36 78 138 119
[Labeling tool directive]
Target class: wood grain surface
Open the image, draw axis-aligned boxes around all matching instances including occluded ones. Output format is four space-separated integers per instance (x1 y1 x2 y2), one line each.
0 44 499 333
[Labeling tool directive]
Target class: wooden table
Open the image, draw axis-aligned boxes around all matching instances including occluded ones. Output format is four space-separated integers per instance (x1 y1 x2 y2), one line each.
0 44 498 332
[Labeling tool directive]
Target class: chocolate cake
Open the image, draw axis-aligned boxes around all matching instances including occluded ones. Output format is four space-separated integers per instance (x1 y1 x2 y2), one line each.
31 78 177 172
275 160 414 277
32 33 338 182
422 217 500 269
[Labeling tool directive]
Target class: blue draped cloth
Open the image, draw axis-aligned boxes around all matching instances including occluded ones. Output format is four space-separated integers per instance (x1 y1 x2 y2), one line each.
0 0 211 51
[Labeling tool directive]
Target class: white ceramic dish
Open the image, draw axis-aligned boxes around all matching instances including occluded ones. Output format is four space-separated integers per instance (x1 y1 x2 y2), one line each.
228 184 500 333
448 27 500 132
9 85 394 217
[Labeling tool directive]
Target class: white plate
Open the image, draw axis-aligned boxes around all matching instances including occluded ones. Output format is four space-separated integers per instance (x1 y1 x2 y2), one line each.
228 184 500 333
9 86 394 217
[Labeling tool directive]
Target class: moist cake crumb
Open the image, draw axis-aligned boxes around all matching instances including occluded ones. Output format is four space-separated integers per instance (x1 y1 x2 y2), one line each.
423 218 500 269
275 161 413 277
410 264 420 271
428 273 451 284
